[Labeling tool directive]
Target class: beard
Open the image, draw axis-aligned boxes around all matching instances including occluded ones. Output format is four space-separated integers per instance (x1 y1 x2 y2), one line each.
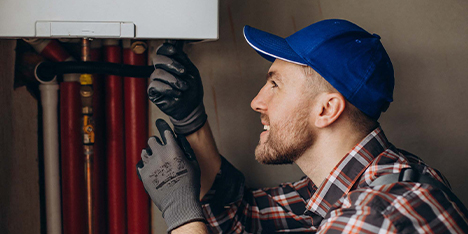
255 107 315 165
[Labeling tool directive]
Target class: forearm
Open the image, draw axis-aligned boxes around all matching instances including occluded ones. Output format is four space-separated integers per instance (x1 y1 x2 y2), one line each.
186 121 222 198
171 221 209 234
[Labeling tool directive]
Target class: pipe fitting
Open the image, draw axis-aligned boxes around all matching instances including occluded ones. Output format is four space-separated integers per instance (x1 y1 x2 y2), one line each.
35 62 57 84
131 41 147 54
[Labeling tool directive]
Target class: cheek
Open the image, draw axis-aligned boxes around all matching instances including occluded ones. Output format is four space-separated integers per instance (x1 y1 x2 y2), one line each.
269 110 290 131
272 100 311 127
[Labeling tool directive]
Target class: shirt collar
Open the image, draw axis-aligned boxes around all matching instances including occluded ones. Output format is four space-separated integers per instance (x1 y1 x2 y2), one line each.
305 126 390 217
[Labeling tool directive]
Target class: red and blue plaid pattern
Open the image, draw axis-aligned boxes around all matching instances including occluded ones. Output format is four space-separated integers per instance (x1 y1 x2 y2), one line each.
201 127 468 233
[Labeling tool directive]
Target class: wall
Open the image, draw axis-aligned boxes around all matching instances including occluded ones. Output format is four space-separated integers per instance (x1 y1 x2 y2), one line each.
1 0 467 233
0 40 41 233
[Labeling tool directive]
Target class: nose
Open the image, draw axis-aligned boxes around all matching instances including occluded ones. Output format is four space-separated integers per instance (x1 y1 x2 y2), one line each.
251 85 268 113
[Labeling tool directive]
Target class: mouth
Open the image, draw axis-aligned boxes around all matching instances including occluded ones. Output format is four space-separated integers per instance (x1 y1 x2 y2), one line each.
260 124 270 141
260 114 270 141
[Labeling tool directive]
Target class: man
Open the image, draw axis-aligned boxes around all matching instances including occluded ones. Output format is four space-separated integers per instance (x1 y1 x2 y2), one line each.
137 19 468 233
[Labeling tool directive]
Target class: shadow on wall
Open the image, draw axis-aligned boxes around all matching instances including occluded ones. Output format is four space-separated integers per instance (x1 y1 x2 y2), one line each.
381 47 468 206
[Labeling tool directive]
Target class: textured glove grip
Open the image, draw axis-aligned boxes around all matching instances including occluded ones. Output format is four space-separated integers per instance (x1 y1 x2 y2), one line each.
170 104 207 135
162 185 206 232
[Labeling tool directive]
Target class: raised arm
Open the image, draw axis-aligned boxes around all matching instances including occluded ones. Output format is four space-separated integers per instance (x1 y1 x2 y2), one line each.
186 121 221 198
147 41 221 197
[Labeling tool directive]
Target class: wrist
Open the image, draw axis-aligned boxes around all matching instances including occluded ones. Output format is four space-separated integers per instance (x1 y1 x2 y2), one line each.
170 104 207 135
185 122 221 198
163 186 206 232
170 221 209 234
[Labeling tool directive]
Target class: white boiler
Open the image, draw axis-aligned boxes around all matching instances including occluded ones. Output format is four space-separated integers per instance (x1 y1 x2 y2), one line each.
0 0 218 39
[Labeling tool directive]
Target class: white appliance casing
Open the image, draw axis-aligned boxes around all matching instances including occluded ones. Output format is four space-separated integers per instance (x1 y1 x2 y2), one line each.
0 0 218 39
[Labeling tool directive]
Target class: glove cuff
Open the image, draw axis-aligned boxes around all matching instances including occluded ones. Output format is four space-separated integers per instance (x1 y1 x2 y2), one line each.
162 185 206 232
170 104 207 135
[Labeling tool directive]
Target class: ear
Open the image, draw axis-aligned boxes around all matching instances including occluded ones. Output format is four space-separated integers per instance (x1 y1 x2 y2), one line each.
314 93 346 128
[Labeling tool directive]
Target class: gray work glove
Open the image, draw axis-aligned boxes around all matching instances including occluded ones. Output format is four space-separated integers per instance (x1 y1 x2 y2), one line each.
148 42 207 135
136 119 205 232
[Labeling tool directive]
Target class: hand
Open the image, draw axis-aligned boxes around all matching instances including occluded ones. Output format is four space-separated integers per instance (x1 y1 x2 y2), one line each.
137 119 205 232
148 42 207 135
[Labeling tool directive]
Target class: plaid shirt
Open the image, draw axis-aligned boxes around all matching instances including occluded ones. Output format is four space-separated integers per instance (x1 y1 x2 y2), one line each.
201 127 468 233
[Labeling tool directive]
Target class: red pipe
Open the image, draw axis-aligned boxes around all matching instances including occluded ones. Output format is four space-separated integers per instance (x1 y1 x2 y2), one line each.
104 40 127 234
90 41 107 234
123 41 149 234
60 82 87 234
41 40 71 62
27 39 72 62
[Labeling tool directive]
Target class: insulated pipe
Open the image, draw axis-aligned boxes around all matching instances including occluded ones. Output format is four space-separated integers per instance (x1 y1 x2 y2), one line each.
61 82 87 234
24 39 70 62
90 39 106 234
123 39 149 234
104 39 127 234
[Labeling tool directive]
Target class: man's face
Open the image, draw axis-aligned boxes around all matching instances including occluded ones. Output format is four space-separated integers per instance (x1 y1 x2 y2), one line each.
251 59 316 164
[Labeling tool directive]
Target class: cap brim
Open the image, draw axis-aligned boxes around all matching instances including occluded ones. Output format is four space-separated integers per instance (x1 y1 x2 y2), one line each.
243 25 306 66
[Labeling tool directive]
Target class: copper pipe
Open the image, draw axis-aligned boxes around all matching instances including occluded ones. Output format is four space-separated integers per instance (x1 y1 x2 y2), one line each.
82 39 91 62
84 146 93 234
81 38 94 234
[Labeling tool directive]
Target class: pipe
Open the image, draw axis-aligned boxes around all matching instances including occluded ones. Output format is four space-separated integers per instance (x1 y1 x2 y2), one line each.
104 39 127 234
24 38 77 234
90 39 106 234
80 38 94 234
35 61 154 82
61 81 87 234
24 39 70 62
123 39 150 234
39 83 61 234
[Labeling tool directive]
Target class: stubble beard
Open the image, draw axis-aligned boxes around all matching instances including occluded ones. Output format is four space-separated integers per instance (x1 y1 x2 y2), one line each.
255 108 315 165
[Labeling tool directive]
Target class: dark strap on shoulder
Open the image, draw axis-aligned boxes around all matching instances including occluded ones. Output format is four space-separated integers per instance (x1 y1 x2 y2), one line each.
370 165 468 215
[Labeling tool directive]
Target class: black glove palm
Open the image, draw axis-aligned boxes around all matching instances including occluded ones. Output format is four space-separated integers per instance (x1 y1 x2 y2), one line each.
148 42 207 135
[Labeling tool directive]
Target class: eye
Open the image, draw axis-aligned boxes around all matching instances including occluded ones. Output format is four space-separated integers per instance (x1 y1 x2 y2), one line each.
270 80 278 88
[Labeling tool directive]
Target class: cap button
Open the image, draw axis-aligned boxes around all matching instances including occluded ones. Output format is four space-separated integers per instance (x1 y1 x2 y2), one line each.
372 33 381 39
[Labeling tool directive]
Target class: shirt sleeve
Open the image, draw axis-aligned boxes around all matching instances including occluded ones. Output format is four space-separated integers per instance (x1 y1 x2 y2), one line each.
201 156 317 233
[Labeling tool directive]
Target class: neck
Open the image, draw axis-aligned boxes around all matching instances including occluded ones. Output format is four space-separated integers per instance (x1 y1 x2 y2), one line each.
295 126 369 186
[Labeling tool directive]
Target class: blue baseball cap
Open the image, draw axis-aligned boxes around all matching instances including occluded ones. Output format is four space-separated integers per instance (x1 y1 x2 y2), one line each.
243 19 394 120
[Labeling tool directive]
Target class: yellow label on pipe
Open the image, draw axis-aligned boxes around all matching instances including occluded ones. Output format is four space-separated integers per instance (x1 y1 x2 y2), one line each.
84 124 95 143
80 74 93 85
